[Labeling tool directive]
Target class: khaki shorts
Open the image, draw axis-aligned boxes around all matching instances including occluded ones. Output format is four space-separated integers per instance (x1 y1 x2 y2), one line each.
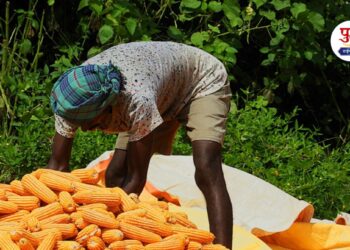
115 84 232 154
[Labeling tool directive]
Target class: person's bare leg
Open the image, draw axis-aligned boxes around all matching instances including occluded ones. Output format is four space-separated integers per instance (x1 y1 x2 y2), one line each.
192 140 233 249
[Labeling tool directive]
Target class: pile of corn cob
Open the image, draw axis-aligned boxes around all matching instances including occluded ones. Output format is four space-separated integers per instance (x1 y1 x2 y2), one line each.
0 168 229 250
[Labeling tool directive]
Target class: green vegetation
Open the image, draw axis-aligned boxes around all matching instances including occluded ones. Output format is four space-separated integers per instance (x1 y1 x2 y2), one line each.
1 0 350 219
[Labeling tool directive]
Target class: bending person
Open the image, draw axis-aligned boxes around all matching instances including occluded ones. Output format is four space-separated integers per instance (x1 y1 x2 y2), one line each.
48 41 233 248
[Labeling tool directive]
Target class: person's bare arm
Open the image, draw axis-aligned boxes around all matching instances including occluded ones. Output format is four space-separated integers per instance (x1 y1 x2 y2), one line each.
105 148 128 187
121 132 154 194
47 132 74 171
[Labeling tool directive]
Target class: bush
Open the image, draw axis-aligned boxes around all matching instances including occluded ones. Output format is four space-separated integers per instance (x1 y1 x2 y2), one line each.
221 96 350 219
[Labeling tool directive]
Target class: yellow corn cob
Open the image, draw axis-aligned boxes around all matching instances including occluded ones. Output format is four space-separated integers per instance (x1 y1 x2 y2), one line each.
119 221 162 244
56 240 84 250
201 244 229 250
162 233 189 245
170 225 215 244
76 224 101 246
7 196 40 211
10 180 31 196
0 210 30 222
21 174 58 204
101 229 124 244
71 168 100 184
116 208 147 220
108 205 122 214
59 191 76 213
108 240 143 250
76 203 108 212
29 202 63 221
5 191 20 197
144 200 169 211
72 182 105 192
121 215 173 237
155 201 169 210
74 217 90 229
0 231 20 250
39 173 75 193
8 228 39 246
17 237 35 250
165 212 197 229
137 202 166 223
0 222 25 231
0 189 7 200
87 236 106 250
0 224 23 232
111 187 138 212
94 208 115 219
127 245 145 250
187 241 203 250
144 234 187 250
0 200 19 214
40 213 71 225
172 211 188 219
73 190 121 207
32 169 81 183
26 216 41 232
41 223 78 239
81 209 119 229
0 183 13 192
37 231 59 250
70 211 83 222
129 193 140 204
31 228 62 242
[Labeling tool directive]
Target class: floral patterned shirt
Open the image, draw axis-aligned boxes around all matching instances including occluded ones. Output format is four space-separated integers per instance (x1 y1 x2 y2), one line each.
55 41 228 141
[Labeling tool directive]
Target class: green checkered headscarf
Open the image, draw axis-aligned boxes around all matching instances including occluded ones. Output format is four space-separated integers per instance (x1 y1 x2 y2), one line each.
50 64 123 122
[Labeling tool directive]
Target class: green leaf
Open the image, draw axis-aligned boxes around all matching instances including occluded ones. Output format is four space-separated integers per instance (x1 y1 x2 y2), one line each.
307 12 325 32
259 10 276 20
260 47 269 53
47 0 55 6
31 20 39 30
271 0 290 11
208 1 222 12
167 26 184 40
213 39 230 53
253 0 267 8
78 0 89 11
190 32 210 47
181 0 201 9
225 47 237 64
90 2 103 15
270 33 284 46
208 24 220 33
290 3 307 18
272 18 290 34
43 64 49 75
222 0 243 27
87 47 102 58
268 53 276 62
304 51 313 60
20 39 32 56
125 18 137 35
98 25 114 44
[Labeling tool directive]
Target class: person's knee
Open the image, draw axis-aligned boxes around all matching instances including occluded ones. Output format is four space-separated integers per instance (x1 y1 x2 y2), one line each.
194 156 221 189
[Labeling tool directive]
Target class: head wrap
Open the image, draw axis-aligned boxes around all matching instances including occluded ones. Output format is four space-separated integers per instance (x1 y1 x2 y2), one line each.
50 63 122 122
